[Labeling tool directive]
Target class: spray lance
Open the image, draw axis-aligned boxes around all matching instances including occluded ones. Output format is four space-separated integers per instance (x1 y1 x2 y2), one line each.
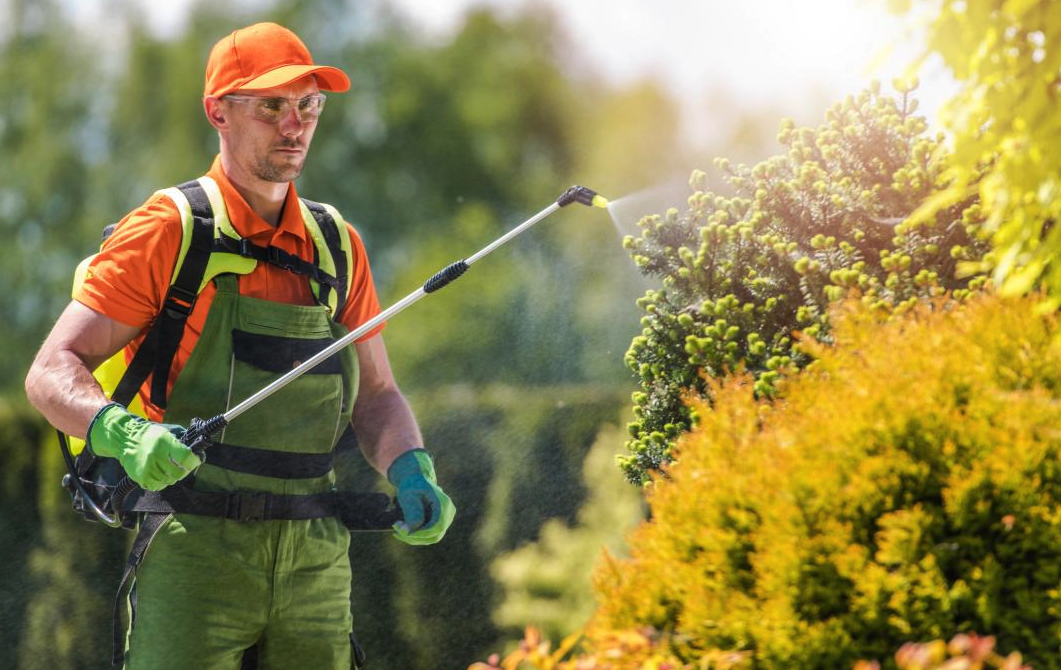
105 185 609 521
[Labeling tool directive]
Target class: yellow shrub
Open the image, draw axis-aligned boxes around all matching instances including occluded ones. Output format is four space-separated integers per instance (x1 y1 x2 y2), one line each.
588 292 1061 668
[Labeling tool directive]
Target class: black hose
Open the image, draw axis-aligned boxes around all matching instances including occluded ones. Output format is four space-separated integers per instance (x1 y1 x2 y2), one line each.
57 430 123 528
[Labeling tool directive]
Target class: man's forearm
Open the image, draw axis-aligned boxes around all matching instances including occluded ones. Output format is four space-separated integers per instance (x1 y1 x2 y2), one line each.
350 388 424 475
25 347 110 438
25 301 139 439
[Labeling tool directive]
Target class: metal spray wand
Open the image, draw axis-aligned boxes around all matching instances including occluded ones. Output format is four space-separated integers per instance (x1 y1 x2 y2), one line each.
178 185 609 454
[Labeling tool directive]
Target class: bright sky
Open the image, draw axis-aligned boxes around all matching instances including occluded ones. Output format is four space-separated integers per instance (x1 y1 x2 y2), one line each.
70 0 951 148
386 0 953 147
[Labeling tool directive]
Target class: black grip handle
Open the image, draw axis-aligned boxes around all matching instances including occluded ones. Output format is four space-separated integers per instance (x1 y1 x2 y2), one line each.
111 414 227 521
339 491 405 531
423 260 469 293
181 414 228 461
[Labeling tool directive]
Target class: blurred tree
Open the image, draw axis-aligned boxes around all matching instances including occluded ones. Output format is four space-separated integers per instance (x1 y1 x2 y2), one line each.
17 418 127 670
297 7 576 262
555 80 691 386
0 4 136 659
490 419 644 643
0 400 50 670
102 11 222 203
889 0 1061 307
0 0 98 389
339 384 625 670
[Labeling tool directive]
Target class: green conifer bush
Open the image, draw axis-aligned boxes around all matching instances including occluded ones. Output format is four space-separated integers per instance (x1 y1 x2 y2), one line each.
620 83 990 484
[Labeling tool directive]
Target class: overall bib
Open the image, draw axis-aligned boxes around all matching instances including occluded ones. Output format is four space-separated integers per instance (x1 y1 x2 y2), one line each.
124 273 359 670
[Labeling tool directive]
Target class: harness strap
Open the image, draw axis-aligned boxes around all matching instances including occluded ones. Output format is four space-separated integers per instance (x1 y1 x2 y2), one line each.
111 180 215 409
302 199 349 316
212 235 344 293
128 488 399 527
112 512 170 666
109 184 351 411
135 488 341 521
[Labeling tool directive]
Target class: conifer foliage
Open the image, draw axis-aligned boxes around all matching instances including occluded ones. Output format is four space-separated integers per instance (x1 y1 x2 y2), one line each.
620 83 990 484
593 294 1061 668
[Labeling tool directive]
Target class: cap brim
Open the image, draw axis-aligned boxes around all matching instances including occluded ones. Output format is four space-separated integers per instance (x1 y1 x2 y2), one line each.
236 64 350 95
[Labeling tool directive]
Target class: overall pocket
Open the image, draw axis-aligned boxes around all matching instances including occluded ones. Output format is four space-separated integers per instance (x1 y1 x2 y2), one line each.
224 328 346 452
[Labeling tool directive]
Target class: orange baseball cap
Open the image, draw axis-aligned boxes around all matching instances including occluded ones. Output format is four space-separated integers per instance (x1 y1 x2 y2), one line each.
204 22 350 98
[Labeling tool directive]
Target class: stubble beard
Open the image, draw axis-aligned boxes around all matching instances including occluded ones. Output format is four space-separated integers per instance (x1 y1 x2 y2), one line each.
255 154 304 183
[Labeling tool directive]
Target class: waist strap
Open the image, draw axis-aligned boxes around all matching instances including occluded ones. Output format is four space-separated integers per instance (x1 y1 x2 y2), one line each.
134 487 334 521
131 487 399 527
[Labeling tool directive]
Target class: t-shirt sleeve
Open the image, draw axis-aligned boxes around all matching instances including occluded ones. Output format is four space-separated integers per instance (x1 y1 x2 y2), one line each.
338 223 385 341
74 194 183 330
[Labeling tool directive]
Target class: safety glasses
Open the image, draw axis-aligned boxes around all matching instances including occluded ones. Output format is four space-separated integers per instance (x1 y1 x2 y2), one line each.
223 93 327 124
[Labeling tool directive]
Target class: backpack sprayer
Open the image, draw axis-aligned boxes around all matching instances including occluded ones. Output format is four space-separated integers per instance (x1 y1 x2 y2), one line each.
67 185 608 527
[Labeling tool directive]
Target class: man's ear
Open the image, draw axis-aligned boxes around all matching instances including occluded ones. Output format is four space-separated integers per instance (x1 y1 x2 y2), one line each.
203 96 229 131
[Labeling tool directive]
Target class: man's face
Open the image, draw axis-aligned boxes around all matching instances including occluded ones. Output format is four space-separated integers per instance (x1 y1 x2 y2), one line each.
222 76 322 184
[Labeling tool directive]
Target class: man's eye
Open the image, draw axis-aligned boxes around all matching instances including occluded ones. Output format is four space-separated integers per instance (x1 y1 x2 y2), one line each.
298 97 317 111
260 98 284 112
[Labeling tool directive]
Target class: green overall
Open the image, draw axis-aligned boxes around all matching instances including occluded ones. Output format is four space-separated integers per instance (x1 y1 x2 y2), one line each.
123 273 359 670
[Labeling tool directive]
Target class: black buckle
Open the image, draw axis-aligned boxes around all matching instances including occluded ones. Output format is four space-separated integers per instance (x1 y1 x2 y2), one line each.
317 271 343 290
237 238 256 259
162 285 197 317
231 492 268 522
267 246 298 273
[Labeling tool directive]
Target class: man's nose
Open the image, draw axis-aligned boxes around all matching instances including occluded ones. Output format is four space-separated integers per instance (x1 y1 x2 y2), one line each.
277 107 304 137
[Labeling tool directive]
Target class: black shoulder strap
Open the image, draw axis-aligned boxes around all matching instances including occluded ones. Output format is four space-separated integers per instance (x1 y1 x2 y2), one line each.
301 198 349 317
111 188 349 410
112 180 215 410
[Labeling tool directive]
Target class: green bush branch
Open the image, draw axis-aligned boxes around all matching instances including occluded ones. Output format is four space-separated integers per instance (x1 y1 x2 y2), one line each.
621 82 990 484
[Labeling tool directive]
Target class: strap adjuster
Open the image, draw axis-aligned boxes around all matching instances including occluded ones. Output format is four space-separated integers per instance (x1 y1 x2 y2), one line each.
237 238 255 258
267 246 298 272
230 492 268 522
162 285 197 317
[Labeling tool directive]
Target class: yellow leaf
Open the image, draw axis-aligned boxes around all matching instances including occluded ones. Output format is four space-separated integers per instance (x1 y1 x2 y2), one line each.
550 631 583 664
907 184 970 226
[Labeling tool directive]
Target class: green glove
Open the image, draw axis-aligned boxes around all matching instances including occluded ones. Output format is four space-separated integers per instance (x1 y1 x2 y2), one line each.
387 449 456 545
87 403 201 491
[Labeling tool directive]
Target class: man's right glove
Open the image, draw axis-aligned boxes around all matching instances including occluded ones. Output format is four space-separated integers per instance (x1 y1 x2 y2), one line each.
387 448 456 545
87 403 201 491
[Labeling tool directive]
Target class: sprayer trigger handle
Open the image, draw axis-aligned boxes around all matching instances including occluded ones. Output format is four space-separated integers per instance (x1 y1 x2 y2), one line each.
181 414 228 461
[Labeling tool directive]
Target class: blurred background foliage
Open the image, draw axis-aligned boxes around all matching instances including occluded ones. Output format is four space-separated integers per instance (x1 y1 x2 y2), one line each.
0 0 770 668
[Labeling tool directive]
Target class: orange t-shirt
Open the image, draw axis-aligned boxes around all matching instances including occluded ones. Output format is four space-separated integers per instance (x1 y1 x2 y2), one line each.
75 156 384 421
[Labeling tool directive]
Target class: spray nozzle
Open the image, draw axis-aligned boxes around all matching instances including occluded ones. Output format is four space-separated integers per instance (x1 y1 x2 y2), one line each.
557 185 609 209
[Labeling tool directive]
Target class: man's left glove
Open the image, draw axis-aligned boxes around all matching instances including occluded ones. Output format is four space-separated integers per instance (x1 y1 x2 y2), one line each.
387 448 456 545
87 403 201 491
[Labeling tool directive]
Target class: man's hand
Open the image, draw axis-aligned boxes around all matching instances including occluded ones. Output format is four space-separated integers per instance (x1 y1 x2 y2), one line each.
87 403 201 491
387 449 456 545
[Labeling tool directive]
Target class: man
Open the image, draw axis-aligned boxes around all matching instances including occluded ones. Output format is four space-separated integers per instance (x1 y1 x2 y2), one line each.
24 21 454 669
